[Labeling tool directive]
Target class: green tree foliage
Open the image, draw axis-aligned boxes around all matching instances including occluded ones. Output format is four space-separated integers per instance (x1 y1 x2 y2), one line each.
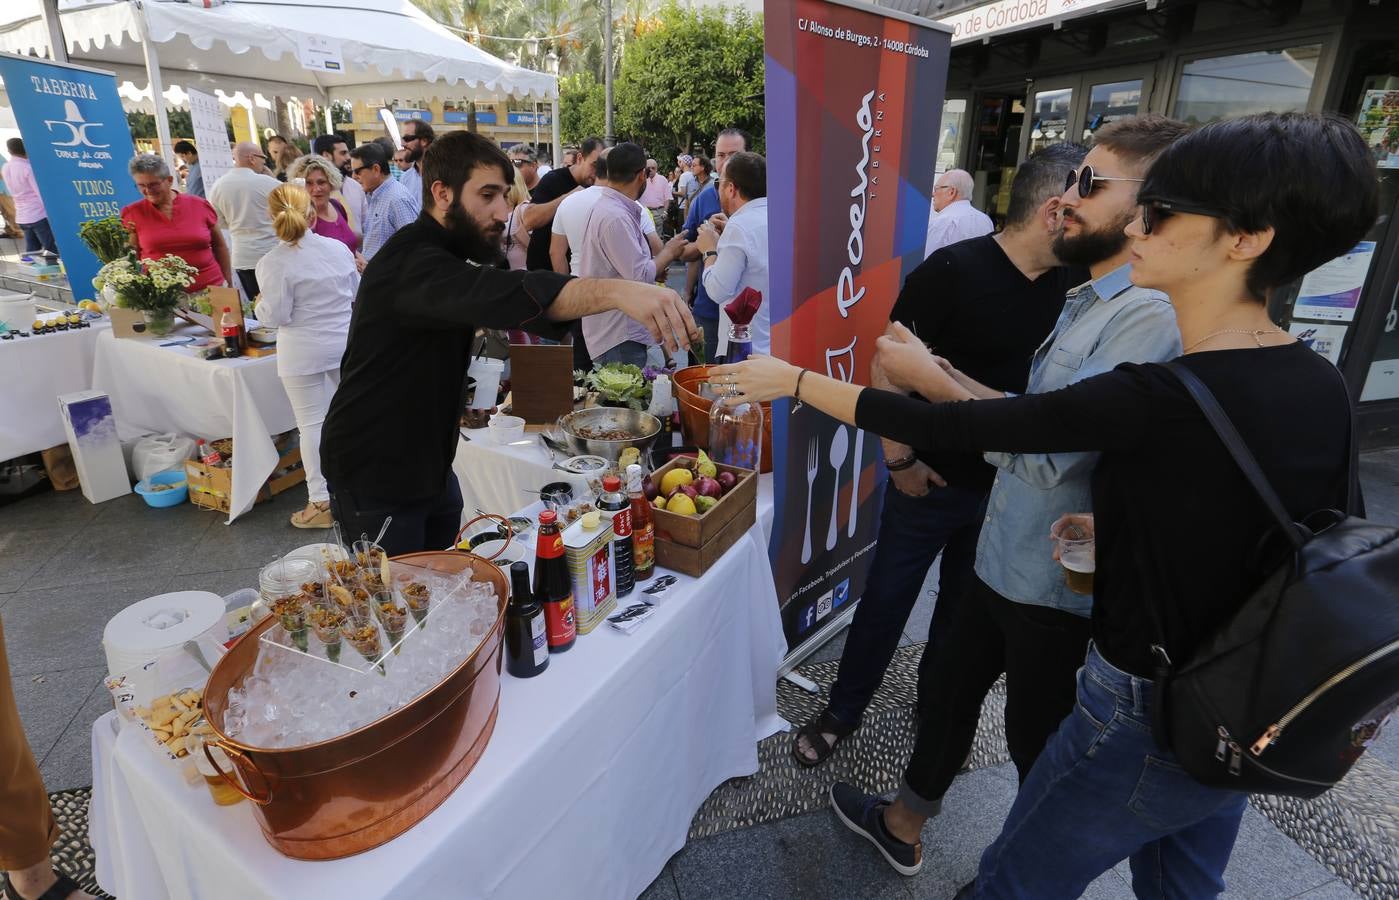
614 2 763 160
559 72 606 145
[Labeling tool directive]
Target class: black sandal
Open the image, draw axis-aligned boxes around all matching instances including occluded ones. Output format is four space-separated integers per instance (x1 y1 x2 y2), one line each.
792 709 857 768
1 869 85 900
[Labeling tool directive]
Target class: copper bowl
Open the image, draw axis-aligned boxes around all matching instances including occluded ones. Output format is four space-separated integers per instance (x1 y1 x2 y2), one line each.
673 365 773 473
202 551 507 860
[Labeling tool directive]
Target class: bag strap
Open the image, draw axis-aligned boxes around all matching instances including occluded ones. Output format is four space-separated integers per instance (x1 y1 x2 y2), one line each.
1165 361 1305 551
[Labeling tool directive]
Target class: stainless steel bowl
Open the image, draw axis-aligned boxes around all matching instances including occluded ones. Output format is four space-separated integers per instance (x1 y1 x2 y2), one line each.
558 408 662 464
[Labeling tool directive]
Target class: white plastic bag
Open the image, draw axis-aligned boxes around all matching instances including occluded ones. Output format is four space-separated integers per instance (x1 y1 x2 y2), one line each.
133 433 197 483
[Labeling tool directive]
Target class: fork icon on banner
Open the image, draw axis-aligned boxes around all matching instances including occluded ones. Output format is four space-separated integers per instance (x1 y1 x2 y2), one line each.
802 436 819 564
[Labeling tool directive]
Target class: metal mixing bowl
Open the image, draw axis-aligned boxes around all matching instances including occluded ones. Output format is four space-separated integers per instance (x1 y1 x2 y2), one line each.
558 407 661 464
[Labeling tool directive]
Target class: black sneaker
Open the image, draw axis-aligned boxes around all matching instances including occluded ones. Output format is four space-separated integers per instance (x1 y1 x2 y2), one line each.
829 781 922 876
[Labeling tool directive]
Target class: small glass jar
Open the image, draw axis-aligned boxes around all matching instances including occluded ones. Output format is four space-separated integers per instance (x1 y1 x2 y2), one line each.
708 382 763 471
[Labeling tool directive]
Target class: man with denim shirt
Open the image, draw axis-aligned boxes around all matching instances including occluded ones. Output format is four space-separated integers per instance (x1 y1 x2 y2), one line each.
829 115 1192 878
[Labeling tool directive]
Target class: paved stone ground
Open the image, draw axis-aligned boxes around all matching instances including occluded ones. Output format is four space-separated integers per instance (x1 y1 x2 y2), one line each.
3 439 1396 898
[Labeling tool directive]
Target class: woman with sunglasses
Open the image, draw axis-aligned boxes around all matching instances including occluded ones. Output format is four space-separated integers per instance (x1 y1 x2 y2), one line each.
711 112 1378 896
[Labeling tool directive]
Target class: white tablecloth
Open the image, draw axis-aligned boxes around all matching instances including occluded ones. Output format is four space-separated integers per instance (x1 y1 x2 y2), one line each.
91 326 296 523
0 321 109 461
90 517 788 900
452 429 592 523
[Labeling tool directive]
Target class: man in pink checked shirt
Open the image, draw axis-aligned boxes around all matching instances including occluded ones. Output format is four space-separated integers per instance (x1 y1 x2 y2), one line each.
639 158 672 237
576 142 688 367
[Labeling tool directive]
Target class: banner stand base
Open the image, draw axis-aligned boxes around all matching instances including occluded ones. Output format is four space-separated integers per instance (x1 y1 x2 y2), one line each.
781 670 821 694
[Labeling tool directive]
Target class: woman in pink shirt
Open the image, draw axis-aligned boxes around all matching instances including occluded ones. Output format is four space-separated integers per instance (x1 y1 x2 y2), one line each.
120 154 231 292
286 155 365 270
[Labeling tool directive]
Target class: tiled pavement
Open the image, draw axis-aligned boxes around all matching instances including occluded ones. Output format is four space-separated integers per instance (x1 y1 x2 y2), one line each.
3 452 1397 898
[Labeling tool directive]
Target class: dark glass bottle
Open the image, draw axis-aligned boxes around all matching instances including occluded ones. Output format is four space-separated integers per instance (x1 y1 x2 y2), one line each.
597 475 634 598
504 561 548 677
532 510 576 652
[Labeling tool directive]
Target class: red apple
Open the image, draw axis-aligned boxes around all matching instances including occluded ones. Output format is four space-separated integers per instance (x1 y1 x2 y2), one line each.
694 476 723 499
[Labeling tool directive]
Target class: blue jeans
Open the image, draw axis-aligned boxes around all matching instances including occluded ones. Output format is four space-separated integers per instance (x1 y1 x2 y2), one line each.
695 316 720 362
593 340 650 368
21 218 56 255
826 481 987 726
969 644 1247 899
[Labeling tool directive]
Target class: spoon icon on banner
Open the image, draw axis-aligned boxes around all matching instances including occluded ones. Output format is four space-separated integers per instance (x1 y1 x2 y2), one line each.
827 425 848 551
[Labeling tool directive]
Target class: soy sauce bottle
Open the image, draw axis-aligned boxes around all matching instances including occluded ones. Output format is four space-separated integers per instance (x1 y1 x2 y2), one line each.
504 561 548 677
597 475 634 599
533 510 576 652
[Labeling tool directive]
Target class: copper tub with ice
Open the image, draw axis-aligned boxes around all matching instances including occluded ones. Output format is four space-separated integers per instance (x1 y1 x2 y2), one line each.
201 551 507 860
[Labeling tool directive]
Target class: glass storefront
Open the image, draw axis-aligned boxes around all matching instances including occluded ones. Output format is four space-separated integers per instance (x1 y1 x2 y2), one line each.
1028 87 1073 153
1083 79 1143 145
1173 44 1322 124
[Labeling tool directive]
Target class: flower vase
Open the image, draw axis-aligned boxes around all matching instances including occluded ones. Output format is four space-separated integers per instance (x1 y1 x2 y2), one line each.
142 309 175 336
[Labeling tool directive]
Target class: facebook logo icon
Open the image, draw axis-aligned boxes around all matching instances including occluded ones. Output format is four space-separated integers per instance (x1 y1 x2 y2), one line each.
833 578 851 609
799 604 817 634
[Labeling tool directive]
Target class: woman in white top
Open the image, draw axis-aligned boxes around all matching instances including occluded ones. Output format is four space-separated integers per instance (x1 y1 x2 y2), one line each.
254 183 359 529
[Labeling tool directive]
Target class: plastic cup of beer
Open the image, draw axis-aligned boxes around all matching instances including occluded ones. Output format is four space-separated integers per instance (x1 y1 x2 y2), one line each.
193 738 245 806
1053 525 1095 596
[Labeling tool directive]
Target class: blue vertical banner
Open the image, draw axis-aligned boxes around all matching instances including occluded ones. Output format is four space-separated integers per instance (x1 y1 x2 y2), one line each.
0 53 140 299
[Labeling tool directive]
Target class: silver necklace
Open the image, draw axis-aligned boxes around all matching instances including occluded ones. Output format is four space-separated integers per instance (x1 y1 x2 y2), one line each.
1184 327 1285 353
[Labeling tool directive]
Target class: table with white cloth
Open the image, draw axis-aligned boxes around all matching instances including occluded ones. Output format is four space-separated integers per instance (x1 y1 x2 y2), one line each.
91 324 296 523
452 428 592 524
89 490 787 900
0 321 109 461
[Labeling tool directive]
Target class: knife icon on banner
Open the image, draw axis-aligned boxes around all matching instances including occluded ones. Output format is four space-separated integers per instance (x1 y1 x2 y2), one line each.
848 429 864 538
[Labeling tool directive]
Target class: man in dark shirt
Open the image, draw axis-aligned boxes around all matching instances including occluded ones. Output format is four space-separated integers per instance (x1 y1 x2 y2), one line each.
321 132 697 555
523 136 602 272
792 145 1089 768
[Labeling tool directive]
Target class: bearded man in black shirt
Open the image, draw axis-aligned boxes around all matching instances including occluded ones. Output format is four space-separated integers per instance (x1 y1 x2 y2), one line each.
321 132 697 555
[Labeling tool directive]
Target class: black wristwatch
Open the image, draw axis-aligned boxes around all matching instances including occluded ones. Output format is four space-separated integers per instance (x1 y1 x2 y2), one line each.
702 250 718 261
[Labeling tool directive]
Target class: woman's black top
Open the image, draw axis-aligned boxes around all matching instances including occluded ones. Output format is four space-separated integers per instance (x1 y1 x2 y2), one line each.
856 342 1352 676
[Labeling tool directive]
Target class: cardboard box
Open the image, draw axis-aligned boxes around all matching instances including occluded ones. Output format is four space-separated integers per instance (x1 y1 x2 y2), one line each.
654 498 756 578
185 439 304 514
57 390 132 504
649 457 757 548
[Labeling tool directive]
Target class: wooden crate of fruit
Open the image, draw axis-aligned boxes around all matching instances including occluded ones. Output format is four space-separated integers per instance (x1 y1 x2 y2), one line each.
649 453 757 576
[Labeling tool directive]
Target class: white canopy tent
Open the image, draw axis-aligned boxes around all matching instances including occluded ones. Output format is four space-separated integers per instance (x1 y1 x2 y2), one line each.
0 0 560 163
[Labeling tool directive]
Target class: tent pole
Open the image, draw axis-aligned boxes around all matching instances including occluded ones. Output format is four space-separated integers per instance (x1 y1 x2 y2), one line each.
603 0 614 145
133 1 175 168
550 96 561 167
40 0 68 63
324 103 333 136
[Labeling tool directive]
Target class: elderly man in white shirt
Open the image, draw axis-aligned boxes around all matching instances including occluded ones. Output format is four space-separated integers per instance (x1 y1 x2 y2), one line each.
924 168 994 258
696 151 769 355
208 141 282 300
254 183 359 529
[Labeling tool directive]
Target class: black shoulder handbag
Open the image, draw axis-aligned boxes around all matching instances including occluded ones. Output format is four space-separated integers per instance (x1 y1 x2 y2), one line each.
1151 362 1399 798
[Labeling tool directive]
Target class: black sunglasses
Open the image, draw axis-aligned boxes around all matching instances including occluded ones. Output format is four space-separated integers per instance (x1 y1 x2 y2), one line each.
1140 198 1231 235
512 159 531 167
1065 164 1144 198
